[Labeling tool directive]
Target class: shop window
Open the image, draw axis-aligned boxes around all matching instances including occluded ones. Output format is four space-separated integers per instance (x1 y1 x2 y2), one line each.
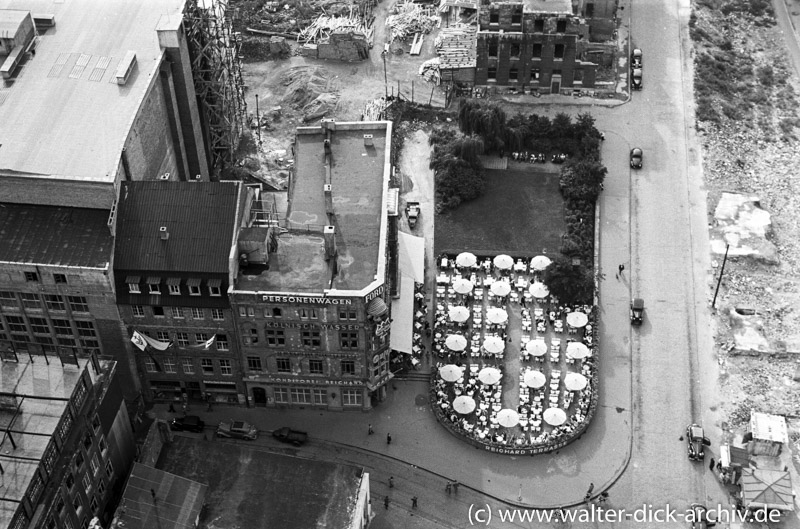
182 358 195 374
291 388 311 404
301 330 321 347
556 19 566 32
274 387 289 403
489 12 498 24
201 358 214 374
163 359 176 373
212 309 224 320
132 305 145 317
487 67 497 80
21 293 41 309
534 19 544 32
219 359 232 375
554 44 565 59
339 308 357 320
247 356 263 371
266 329 285 346
488 41 498 58
342 389 362 406
276 358 291 373
217 334 229 351
341 360 356 375
25 271 39 282
309 359 323 374
313 389 327 405
177 333 189 346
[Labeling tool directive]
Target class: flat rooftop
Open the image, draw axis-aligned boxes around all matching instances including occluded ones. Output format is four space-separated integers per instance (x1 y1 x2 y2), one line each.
523 0 571 14
0 202 113 267
0 356 93 525
0 0 184 184
158 436 364 529
236 122 390 294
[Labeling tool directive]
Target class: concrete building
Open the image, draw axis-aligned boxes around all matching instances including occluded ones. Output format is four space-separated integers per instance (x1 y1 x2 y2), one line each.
113 181 249 406
0 356 135 529
475 0 597 90
0 0 209 211
0 203 139 398
231 121 393 411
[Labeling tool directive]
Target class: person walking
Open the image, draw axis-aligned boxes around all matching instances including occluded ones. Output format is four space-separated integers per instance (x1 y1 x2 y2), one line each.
389 477 394 488
618 264 625 278
384 496 390 509
368 424 374 435
585 482 594 501
445 481 452 494
598 491 609 504
452 481 459 493
411 496 418 509
709 458 716 472
387 433 392 445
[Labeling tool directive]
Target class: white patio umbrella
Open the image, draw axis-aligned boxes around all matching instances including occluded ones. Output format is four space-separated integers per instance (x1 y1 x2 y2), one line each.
448 306 470 323
566 342 590 359
543 407 567 426
497 409 520 428
529 282 550 298
530 255 552 271
523 370 546 389
445 334 468 352
566 312 589 328
478 367 502 385
453 395 477 414
456 252 477 268
493 254 514 270
564 372 588 391
483 336 505 354
525 339 548 357
439 364 462 382
452 278 474 295
486 307 508 325
490 281 511 297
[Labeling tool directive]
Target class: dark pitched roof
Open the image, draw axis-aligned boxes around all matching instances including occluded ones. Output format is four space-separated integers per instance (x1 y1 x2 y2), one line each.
114 182 241 274
0 204 113 267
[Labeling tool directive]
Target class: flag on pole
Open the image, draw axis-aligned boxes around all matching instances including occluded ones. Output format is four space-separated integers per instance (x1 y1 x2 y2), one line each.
190 335 216 349
131 331 147 351
131 331 172 351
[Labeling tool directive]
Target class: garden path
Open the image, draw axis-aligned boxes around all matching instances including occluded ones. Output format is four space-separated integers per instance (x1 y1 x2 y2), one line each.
501 304 522 411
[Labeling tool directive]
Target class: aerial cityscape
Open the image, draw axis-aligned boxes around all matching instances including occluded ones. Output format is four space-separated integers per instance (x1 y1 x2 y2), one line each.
1 0 799 528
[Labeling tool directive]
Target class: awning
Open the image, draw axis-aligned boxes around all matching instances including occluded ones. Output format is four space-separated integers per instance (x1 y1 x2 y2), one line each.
398 231 425 283
207 279 222 288
146 276 161 284
166 277 181 286
125 276 140 284
389 275 414 353
186 278 202 287
367 297 388 317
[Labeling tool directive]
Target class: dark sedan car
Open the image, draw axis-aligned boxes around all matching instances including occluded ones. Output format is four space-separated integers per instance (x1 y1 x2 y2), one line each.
630 147 643 169
631 68 643 90
170 415 205 433
686 424 711 461
272 427 309 446
631 48 642 69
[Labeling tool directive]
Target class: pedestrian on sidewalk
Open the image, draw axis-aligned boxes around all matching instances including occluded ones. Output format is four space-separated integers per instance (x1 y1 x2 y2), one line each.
618 264 625 276
387 433 392 445
452 481 459 493
585 482 594 501
411 496 418 509
389 477 394 488
368 424 374 435
384 496 389 509
598 492 609 504
168 403 176 413
709 458 715 471
445 482 452 494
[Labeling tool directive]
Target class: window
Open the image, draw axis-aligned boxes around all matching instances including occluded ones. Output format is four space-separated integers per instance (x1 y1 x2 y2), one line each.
532 43 542 57
510 43 521 58
91 414 101 433
29 317 49 334
487 67 497 80
266 329 285 346
291 388 311 404
339 331 359 349
169 284 181 295
219 359 232 375
274 387 289 404
342 389 362 406
90 455 100 475
65 474 75 491
339 308 357 321
182 358 195 374
105 460 114 478
25 271 39 282
313 389 327 405
36 336 53 346
309 359 323 374
132 305 145 317
153 306 165 317
341 360 356 375
163 358 176 373
21 293 41 309
43 442 58 473
488 41 498 58
128 282 140 294
509 67 519 81
297 308 318 319
51 273 67 284
511 12 522 24
532 68 541 80
76 321 96 337
239 306 247 317
301 330 321 347
209 285 221 296
58 410 73 442
73 495 84 515
212 309 224 320
177 332 189 346
247 356 262 371
97 479 106 496
201 358 214 374
98 437 107 454
148 281 161 295
56 496 66 516
189 285 201 296
489 11 498 23
58 336 75 347
195 333 208 344
247 328 258 344
272 308 282 318
68 296 88 312
554 44 565 59
171 307 184 318
216 334 229 351
52 319 71 335
81 472 91 494
0 291 16 308
144 358 157 373
276 358 291 373
556 19 566 32
534 19 544 31
83 431 93 451
90 497 98 514
5 315 26 333
191 308 203 319
573 69 584 83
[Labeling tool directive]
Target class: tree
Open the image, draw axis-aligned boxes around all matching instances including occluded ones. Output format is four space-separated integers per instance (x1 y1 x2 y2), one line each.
559 159 607 201
543 255 594 305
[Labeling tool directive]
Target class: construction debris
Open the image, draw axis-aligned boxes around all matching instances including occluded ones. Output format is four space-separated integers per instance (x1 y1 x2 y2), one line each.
434 23 476 69
419 57 441 84
298 14 370 43
363 98 390 121
409 32 424 55
385 1 438 42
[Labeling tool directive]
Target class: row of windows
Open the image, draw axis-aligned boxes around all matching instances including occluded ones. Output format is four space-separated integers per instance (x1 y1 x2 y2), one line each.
238 306 359 321
242 328 359 349
487 43 565 60
273 387 362 406
486 15 567 33
131 305 225 320
0 292 89 312
144 357 233 375
17 271 69 284
486 67 581 83
128 278 221 297
246 356 357 375
141 330 229 350
0 315 98 350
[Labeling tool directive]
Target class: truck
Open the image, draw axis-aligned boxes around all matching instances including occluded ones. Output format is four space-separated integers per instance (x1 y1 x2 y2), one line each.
272 426 309 446
406 201 420 229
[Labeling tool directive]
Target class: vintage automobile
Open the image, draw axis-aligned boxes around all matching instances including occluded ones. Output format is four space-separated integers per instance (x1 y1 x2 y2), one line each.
170 415 205 433
272 427 309 446
216 420 259 440
631 48 643 69
686 424 712 461
406 201 420 229
630 298 644 325
631 68 643 90
630 147 643 169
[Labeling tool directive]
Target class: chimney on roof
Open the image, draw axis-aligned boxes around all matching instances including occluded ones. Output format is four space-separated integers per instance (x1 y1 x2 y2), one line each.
323 226 336 261
159 227 169 241
324 184 334 217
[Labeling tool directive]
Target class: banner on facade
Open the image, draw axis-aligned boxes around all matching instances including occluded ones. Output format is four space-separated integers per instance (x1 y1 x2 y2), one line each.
131 330 172 351
190 335 216 349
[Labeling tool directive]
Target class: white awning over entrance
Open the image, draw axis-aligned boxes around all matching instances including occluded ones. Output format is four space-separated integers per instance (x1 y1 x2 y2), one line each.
398 231 425 283
390 274 415 353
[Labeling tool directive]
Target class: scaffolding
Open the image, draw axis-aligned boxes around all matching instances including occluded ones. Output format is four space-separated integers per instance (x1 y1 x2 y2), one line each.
183 0 247 176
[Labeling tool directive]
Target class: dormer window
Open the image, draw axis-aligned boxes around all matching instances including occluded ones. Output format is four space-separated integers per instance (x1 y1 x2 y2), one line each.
187 278 202 296
126 276 141 294
167 278 181 295
208 279 222 297
147 277 161 295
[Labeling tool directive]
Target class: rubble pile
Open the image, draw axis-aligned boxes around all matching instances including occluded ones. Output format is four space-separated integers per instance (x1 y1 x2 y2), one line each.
418 57 441 84
279 66 340 120
385 1 438 42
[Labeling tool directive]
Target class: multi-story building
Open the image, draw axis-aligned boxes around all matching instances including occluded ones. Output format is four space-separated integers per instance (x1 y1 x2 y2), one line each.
0 355 135 529
231 121 393 411
0 203 139 398
475 0 597 90
113 181 248 405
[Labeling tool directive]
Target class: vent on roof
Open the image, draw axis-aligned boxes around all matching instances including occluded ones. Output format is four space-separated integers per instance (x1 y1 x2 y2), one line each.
159 226 169 241
323 225 336 261
364 134 374 146
115 50 137 85
158 172 170 181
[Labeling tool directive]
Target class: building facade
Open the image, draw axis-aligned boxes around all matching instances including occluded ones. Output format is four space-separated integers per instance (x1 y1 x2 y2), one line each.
475 0 597 90
0 356 135 529
113 181 247 405
231 121 393 411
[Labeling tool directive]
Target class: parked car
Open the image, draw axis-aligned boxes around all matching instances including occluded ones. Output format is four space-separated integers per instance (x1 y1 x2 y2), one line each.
216 420 258 440
631 68 643 90
630 147 643 169
686 424 711 461
272 427 309 446
631 48 642 68
170 415 205 433
630 298 644 325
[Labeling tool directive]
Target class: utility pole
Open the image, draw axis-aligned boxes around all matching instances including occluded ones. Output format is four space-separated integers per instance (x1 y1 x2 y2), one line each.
255 94 261 144
711 243 730 309
381 48 388 99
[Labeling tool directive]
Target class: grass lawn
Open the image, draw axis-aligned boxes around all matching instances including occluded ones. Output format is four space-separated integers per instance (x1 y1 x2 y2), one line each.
434 162 565 257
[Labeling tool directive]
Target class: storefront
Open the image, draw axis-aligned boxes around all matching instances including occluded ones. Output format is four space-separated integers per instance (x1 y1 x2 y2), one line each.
149 380 182 401
246 376 370 411
203 380 244 405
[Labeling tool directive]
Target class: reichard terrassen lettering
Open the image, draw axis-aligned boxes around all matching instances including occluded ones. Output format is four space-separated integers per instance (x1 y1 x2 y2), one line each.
262 295 353 305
